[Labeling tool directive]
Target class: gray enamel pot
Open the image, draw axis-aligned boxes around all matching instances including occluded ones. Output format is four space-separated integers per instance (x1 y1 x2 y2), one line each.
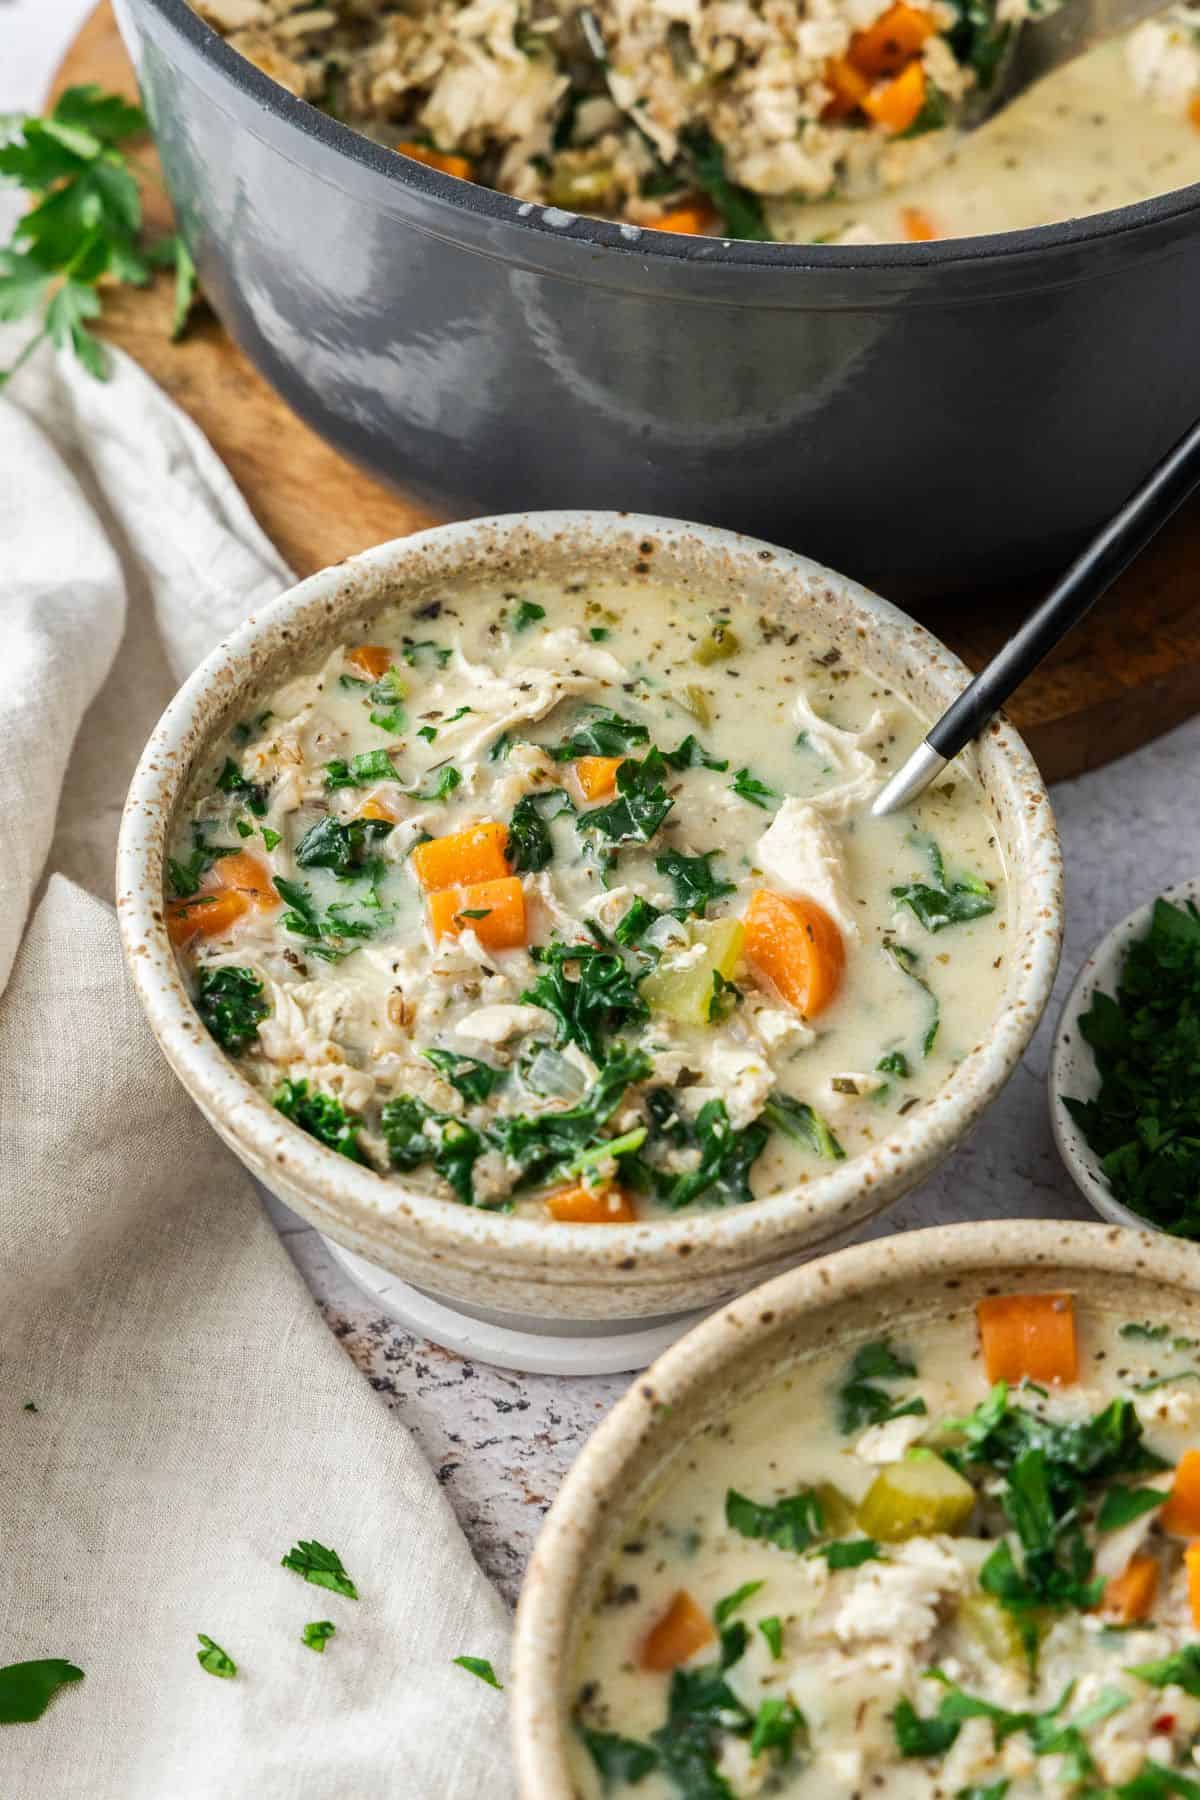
115 0 1200 601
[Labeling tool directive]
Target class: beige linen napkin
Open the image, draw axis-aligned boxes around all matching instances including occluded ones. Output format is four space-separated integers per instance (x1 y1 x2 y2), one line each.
0 336 513 1799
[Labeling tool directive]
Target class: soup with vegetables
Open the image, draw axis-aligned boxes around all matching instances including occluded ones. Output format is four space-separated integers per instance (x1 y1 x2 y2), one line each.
570 1292 1200 1797
167 579 1007 1222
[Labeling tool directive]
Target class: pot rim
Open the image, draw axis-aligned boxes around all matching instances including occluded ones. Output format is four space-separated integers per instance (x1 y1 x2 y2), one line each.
116 509 1061 1288
134 0 1200 276
510 1216 1200 1796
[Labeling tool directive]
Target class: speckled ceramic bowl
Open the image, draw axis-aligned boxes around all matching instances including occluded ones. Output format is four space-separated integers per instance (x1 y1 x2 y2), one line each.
117 512 1062 1327
511 1218 1200 1796
1050 876 1200 1231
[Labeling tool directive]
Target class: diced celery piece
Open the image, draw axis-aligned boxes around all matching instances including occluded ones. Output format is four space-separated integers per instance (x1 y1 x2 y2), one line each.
693 623 740 665
855 1450 976 1542
678 685 712 727
642 918 744 1026
813 1482 856 1536
546 164 615 208
957 1592 1028 1667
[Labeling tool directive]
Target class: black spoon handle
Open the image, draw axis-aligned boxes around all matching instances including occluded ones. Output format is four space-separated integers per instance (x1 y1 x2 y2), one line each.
928 413 1200 760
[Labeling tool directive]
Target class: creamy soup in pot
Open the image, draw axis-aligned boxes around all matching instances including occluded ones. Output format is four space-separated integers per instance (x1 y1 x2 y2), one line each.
168 579 1008 1221
569 1293 1200 1796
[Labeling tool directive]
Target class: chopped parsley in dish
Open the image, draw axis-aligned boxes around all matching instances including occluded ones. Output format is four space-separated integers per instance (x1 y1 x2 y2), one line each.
168 579 1006 1223
570 1295 1200 1797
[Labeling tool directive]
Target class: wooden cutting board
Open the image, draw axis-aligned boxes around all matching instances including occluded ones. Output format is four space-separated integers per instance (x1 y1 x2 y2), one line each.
51 2 1200 783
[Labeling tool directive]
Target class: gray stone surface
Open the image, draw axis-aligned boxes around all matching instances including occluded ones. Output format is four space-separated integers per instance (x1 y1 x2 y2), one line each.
273 714 1200 1605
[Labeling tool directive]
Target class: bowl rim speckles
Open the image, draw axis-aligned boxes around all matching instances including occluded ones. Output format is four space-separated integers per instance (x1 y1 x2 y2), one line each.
1050 875 1200 1232
510 1218 1200 1796
116 510 1063 1325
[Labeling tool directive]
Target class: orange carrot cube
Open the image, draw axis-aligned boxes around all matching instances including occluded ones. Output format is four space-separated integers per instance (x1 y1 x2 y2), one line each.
977 1292 1078 1386
640 1591 715 1672
1100 1553 1159 1624
743 889 845 1019
411 821 509 892
862 59 927 133
1163 1451 1200 1538
427 876 526 950
575 756 625 801
347 644 394 679
545 1184 637 1224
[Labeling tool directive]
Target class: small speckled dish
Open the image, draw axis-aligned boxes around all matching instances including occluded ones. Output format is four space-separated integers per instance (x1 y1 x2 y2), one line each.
1050 876 1200 1230
117 512 1062 1331
510 1219 1200 1796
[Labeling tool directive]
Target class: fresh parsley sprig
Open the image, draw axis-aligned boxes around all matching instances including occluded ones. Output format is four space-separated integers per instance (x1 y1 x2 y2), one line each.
0 85 198 385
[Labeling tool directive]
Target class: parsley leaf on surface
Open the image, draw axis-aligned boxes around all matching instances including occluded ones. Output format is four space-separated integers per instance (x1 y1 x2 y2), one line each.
302 1620 336 1653
453 1655 502 1688
1127 1642 1200 1697
294 815 393 877
487 1047 650 1186
322 750 397 790
757 1616 783 1659
891 833 995 933
680 125 771 241
0 1659 84 1724
510 599 545 631
655 850 736 920
712 1580 764 1626
884 940 940 1056
273 875 381 960
635 1098 767 1210
614 896 662 947
813 1537 884 1569
1095 1484 1169 1530
725 1486 824 1553
273 1080 363 1162
281 1539 358 1600
380 1099 485 1205
195 965 268 1053
215 756 268 816
659 734 728 773
748 1696 806 1763
196 1635 236 1679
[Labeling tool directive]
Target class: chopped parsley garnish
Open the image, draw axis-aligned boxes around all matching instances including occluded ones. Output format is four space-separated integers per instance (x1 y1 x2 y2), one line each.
813 1537 884 1568
729 768 778 810
835 1338 924 1434
510 599 546 631
380 1098 485 1205
0 1658 84 1723
725 1486 824 1553
877 1048 910 1078
646 1624 753 1795
302 1620 336 1653
196 1635 236 1679
323 750 397 790
660 734 728 773
273 875 380 960
578 1725 658 1787
589 626 611 641
281 1539 358 1600
943 1383 1169 1657
367 668 407 733
261 826 282 852
453 1655 502 1688
632 1097 767 1210
748 1696 807 1764
236 819 253 838
412 766 461 804
400 640 452 668
294 815 393 880
166 825 237 898
891 833 994 933
1095 1484 1169 1530
1127 1643 1200 1696
712 1581 764 1627
548 710 650 761
273 1080 363 1162
884 940 940 1056
614 897 662 946
423 1047 503 1106
757 1616 783 1659
216 756 268 816
680 125 771 241
763 1093 845 1161
506 790 573 873
488 1047 650 1186
1065 897 1200 1235
195 965 268 1053
894 1673 1127 1782
655 850 736 920
577 749 673 846
417 725 437 743
521 939 649 1060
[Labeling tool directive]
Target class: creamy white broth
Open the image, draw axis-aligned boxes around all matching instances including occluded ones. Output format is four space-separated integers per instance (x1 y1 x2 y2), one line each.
169 579 1007 1220
774 37 1200 244
570 1304 1200 1798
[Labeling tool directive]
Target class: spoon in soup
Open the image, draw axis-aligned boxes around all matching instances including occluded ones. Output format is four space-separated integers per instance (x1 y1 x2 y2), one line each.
872 414 1200 816
959 0 1178 136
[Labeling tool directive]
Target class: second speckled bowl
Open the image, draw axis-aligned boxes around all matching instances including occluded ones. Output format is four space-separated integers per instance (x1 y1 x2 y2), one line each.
117 512 1062 1327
